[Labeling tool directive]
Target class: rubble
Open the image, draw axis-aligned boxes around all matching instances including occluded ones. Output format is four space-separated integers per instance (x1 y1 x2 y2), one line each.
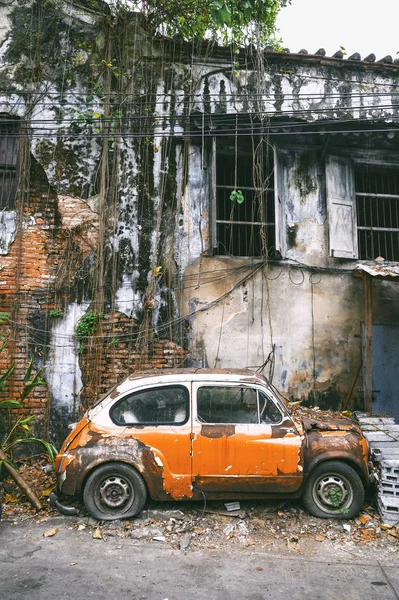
1 456 398 555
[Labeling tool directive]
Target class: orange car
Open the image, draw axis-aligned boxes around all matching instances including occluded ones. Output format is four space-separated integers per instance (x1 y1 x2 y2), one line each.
55 369 370 521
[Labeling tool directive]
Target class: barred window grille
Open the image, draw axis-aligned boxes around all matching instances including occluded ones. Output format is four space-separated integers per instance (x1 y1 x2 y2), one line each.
356 165 399 261
215 136 275 257
0 117 19 210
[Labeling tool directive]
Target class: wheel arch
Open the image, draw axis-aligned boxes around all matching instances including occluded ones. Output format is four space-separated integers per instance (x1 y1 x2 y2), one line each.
80 458 150 496
304 455 369 489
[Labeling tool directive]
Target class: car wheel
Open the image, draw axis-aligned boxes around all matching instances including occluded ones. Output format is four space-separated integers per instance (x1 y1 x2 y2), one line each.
303 461 364 519
83 462 147 521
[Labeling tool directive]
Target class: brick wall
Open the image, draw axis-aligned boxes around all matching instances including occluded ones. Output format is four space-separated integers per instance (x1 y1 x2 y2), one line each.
0 158 188 440
79 311 188 411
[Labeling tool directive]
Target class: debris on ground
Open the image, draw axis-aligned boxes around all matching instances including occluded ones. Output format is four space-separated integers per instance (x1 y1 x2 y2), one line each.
1 456 398 555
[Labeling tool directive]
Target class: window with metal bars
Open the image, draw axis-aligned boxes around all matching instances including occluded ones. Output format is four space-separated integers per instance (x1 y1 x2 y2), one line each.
213 136 275 257
355 165 399 261
0 117 19 210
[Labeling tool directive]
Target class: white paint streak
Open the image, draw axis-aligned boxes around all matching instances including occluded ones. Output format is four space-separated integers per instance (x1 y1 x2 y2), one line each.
0 210 16 254
46 302 89 410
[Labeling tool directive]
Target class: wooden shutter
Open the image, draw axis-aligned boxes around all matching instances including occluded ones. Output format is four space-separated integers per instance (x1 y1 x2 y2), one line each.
326 155 358 259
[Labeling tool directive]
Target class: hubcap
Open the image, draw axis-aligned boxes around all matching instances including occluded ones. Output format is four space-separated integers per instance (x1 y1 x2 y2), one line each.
313 473 353 514
98 476 132 510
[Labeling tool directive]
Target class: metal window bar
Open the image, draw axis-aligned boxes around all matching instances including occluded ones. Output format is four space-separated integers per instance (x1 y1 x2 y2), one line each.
215 136 275 257
0 124 19 210
355 165 399 261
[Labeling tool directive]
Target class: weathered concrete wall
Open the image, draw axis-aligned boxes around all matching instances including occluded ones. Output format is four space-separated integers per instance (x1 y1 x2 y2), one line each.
181 258 369 409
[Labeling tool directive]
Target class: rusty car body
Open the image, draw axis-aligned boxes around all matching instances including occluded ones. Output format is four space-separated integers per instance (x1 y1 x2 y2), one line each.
55 369 370 521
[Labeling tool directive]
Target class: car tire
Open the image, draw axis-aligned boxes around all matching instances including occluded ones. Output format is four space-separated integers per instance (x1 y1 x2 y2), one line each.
303 461 365 520
83 462 147 521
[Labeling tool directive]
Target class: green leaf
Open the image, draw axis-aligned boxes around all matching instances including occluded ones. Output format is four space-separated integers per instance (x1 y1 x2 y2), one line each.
18 415 35 425
20 368 47 401
0 400 22 409
23 358 34 384
0 455 19 471
218 4 232 26
230 189 245 204
7 438 58 464
0 362 16 390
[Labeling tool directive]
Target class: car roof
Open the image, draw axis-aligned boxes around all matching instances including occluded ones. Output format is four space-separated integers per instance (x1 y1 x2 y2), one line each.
88 368 275 418
113 368 268 395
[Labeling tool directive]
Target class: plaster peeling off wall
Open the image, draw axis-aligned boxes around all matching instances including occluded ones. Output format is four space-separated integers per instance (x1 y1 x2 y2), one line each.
0 210 16 254
46 302 89 440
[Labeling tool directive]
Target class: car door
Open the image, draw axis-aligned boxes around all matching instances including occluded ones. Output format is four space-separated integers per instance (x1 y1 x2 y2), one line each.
191 382 303 493
109 383 192 500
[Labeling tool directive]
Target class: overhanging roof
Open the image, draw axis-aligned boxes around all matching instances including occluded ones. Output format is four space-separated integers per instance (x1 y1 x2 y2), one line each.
355 262 399 281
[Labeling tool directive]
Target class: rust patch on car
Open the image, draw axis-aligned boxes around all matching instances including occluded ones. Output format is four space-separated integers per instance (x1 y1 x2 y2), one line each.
270 417 297 438
193 474 302 493
303 427 370 483
302 416 361 434
200 425 235 438
58 421 194 501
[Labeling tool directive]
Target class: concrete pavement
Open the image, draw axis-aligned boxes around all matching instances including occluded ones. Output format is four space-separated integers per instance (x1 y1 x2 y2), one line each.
0 517 398 600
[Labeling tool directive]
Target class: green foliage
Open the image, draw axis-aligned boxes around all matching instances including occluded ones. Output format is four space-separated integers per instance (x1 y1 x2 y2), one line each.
230 189 245 204
329 487 343 508
49 308 64 318
0 312 10 324
0 415 57 470
125 0 289 45
76 311 103 339
0 352 57 468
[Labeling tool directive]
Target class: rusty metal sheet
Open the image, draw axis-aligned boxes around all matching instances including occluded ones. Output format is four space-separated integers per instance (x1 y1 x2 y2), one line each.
200 424 235 438
355 262 399 280
303 428 370 483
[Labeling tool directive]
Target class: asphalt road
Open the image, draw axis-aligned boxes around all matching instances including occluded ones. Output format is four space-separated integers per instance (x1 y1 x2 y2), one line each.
0 517 398 600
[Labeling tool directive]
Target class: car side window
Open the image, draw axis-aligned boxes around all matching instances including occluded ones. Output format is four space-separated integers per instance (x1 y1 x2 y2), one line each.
110 385 189 426
259 392 282 424
197 386 258 424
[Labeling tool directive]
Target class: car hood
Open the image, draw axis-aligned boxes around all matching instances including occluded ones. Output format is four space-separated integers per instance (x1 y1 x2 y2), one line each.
300 415 362 435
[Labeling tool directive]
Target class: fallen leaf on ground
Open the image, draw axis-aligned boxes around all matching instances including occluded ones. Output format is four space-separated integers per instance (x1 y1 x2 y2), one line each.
43 527 58 538
387 529 399 539
315 535 325 542
40 486 56 498
4 494 19 503
359 514 372 525
92 528 102 539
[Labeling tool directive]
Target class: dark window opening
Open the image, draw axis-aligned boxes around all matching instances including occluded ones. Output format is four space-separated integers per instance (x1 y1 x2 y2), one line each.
215 136 275 257
0 116 20 210
355 165 399 261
